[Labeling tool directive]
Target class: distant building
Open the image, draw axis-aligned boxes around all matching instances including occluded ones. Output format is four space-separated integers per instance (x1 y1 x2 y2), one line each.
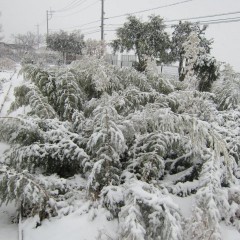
0 41 34 62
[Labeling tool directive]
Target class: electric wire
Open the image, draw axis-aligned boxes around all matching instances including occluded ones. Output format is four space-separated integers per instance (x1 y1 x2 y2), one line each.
48 0 196 32
50 25 100 32
165 10 240 23
54 0 89 13
191 17 240 26
54 0 83 12
56 19 101 30
106 0 197 20
105 10 240 28
84 29 101 35
44 0 240 38
53 0 99 18
103 16 240 36
54 0 79 12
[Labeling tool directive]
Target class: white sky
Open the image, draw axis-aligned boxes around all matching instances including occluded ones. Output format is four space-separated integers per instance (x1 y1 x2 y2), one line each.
1 0 240 71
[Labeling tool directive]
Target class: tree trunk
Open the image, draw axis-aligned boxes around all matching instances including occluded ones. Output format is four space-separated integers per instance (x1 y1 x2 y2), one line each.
62 52 66 65
178 55 186 81
135 42 147 72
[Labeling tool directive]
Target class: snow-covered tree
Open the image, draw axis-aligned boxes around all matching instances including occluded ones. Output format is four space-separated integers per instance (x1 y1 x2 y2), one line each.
83 39 106 58
212 64 240 110
181 31 219 91
170 21 212 81
111 15 171 71
47 30 85 64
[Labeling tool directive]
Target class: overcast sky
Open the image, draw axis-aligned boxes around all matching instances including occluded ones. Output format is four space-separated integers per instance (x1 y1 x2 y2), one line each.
1 0 240 71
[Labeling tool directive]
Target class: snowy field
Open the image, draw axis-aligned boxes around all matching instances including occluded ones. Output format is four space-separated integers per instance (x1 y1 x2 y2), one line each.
0 66 240 240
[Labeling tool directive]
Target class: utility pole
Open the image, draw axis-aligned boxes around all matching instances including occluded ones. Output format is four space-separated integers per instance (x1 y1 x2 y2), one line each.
46 10 53 39
101 0 105 41
46 10 49 39
35 24 40 49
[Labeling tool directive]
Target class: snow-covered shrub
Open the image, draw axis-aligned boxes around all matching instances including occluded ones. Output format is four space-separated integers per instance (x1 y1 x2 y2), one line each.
126 132 187 182
0 55 239 238
0 117 42 145
212 64 240 110
119 180 183 240
10 85 57 118
100 185 124 218
86 96 127 197
19 64 85 121
0 117 88 177
185 150 231 240
0 166 55 219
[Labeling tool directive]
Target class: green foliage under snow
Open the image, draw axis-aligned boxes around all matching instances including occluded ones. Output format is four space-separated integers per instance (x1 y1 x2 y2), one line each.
0 56 240 239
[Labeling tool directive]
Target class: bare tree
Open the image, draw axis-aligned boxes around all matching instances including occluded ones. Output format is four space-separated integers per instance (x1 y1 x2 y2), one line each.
83 39 106 58
12 31 44 50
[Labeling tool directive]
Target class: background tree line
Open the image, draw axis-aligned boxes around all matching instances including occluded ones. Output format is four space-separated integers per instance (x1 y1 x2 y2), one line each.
1 14 219 90
111 15 219 91
44 15 218 90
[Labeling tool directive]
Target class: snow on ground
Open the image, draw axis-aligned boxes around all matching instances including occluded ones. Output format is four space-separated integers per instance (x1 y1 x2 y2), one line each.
0 142 10 157
23 206 118 240
0 204 18 240
170 194 195 218
170 194 240 239
220 223 240 240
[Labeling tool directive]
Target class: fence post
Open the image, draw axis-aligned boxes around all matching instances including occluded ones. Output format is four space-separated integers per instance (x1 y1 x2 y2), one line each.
18 203 23 240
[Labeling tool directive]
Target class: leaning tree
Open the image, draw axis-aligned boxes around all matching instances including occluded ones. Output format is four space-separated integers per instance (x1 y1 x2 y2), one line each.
170 21 212 81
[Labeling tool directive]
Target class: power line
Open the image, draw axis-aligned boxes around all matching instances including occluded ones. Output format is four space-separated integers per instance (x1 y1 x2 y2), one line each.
53 0 99 18
54 0 88 13
165 10 240 23
191 17 240 26
50 25 100 32
81 25 101 31
54 0 81 12
106 0 197 20
47 12 240 36
198 16 240 24
165 17 240 27
53 19 101 30
84 29 101 35
46 0 194 34
105 10 240 29
103 15 240 37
